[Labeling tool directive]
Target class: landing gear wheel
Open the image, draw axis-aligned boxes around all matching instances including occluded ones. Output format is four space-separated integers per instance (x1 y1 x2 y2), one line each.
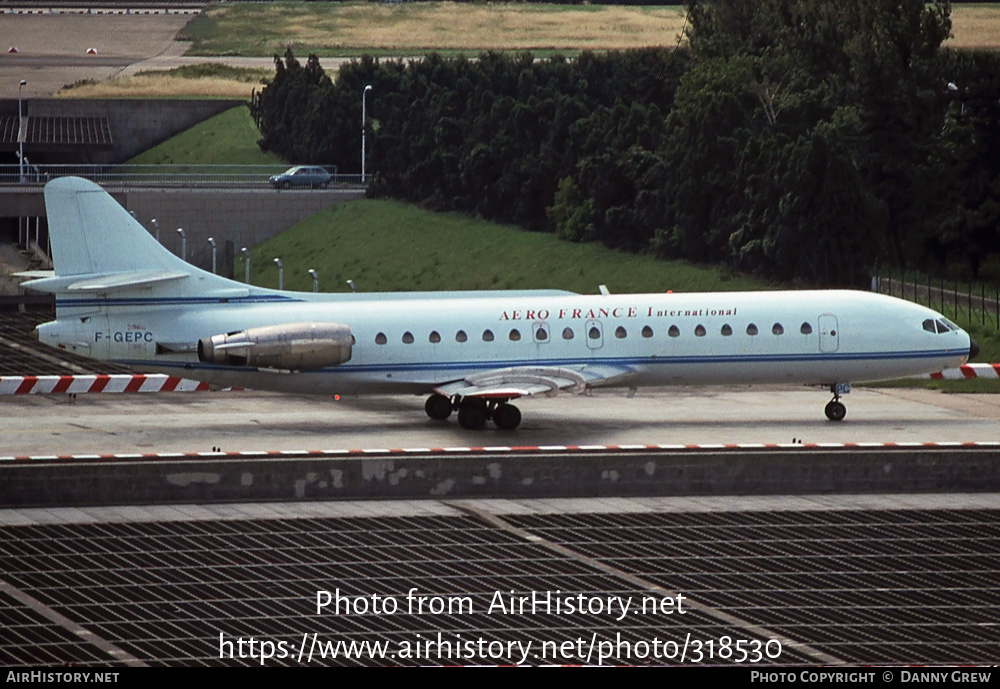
825 400 847 422
493 403 521 430
425 394 452 421
457 399 488 430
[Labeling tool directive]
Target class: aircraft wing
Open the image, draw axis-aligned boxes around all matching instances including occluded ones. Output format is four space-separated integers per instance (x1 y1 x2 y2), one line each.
434 364 638 399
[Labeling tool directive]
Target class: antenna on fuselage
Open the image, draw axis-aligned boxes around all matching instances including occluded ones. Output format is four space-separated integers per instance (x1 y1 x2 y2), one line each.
599 285 610 295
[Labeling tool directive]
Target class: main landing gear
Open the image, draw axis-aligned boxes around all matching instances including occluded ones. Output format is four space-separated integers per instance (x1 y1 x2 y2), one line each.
824 384 847 422
424 393 522 430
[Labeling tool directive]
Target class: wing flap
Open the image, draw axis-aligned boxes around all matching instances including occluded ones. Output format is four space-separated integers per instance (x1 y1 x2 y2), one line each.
435 365 637 399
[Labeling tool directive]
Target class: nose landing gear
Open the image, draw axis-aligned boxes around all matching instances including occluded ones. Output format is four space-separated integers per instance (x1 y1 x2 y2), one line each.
825 384 848 421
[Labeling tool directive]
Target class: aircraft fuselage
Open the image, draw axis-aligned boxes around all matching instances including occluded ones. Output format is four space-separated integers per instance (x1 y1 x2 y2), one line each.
37 288 971 395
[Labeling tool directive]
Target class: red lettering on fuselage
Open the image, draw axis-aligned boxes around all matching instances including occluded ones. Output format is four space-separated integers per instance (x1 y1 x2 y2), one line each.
501 304 732 321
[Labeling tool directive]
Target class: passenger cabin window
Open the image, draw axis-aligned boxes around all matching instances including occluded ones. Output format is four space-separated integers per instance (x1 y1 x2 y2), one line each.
668 325 680 338
721 324 733 336
615 326 627 339
800 322 813 335
562 327 574 340
588 326 601 340
536 327 548 341
483 329 494 342
695 325 706 337
509 329 521 341
429 331 441 343
641 326 653 338
456 330 468 343
375 332 387 345
402 332 414 344
747 323 759 336
772 323 784 335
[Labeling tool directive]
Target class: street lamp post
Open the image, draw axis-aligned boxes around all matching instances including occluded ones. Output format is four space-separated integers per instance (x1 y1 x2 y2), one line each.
241 247 250 284
274 257 283 290
308 269 319 293
207 237 217 274
17 79 26 183
151 218 159 243
361 84 372 183
177 228 186 261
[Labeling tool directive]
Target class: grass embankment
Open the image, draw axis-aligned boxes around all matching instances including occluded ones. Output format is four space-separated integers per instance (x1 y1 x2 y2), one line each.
126 105 284 167
179 1 688 57
57 64 271 100
244 199 767 294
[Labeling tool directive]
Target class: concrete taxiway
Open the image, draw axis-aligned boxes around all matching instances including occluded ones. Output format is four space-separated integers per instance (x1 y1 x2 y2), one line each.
2 385 997 456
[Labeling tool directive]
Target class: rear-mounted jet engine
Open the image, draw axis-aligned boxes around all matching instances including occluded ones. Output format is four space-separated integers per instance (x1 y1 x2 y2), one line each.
197 322 352 370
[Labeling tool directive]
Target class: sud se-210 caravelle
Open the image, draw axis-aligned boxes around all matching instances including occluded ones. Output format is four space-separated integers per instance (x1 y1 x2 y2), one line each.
25 177 977 430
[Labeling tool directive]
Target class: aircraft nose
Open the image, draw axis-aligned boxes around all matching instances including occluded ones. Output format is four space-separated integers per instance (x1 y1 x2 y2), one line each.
969 336 980 360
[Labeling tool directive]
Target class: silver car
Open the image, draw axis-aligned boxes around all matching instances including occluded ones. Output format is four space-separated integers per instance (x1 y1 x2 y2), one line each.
269 166 332 189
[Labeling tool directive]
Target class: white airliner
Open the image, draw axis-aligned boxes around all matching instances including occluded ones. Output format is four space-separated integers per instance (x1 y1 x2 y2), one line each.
24 177 977 430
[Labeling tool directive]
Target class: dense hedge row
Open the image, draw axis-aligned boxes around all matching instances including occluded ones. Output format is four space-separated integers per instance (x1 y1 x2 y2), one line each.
253 0 1000 285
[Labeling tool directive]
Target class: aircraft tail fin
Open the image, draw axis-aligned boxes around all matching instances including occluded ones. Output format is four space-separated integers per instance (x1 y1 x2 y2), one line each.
42 176 193 277
22 177 242 305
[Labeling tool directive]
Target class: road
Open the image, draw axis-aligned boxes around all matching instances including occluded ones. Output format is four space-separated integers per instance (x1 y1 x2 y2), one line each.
0 13 194 97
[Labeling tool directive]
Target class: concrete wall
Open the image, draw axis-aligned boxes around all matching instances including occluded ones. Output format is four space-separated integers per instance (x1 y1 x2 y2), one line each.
1 187 364 277
121 189 365 276
2 447 999 507
20 98 243 163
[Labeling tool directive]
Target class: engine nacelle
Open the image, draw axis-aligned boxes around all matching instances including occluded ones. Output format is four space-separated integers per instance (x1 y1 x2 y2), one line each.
197 322 353 370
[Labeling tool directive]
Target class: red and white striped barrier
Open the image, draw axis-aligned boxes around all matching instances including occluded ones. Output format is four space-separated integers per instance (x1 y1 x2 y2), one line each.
0 374 209 395
919 363 1000 380
0 365 996 395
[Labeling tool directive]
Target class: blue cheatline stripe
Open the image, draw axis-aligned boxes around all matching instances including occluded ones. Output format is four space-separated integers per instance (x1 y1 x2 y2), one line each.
119 347 969 375
55 295 301 307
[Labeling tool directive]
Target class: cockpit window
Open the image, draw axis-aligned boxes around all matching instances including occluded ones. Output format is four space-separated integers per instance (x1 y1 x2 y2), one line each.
924 318 956 334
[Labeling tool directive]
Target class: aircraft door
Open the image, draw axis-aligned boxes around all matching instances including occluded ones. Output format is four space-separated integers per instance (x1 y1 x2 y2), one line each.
818 314 839 352
585 319 604 350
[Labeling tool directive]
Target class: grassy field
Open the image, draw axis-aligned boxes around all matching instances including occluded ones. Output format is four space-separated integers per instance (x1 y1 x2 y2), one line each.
126 105 284 167
57 64 272 100
947 4 1000 50
179 2 689 57
178 2 1000 58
